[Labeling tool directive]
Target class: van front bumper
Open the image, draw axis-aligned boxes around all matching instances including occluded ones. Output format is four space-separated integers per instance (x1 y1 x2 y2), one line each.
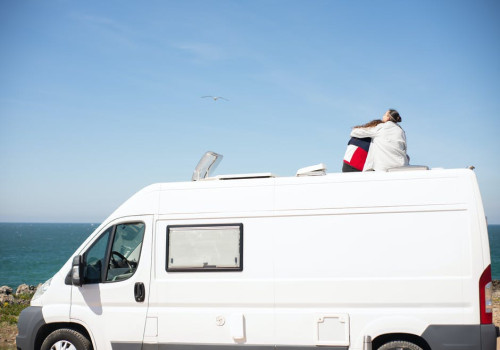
16 306 46 350
422 324 499 350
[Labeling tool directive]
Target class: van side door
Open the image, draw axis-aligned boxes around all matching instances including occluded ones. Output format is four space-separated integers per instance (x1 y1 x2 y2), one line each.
70 215 153 350
147 220 275 347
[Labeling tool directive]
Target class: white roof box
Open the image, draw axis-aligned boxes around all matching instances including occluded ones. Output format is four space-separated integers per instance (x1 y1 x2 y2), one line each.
296 163 327 177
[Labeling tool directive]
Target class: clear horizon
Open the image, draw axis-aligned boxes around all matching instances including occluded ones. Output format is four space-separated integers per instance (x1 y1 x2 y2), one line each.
1 0 499 223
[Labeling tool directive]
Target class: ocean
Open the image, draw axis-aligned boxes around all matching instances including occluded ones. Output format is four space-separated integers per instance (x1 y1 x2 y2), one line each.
0 223 98 289
0 223 499 289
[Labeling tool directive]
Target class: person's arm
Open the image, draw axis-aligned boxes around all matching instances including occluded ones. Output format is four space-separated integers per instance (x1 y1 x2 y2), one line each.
350 123 384 138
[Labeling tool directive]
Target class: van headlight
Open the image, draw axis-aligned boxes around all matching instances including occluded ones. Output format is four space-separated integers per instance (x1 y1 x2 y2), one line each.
32 278 52 301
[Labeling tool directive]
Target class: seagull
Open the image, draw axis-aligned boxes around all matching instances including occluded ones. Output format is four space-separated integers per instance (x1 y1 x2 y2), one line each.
201 96 229 101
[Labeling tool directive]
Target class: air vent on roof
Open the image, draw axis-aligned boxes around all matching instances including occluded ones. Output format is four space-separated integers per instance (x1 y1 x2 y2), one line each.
296 163 327 177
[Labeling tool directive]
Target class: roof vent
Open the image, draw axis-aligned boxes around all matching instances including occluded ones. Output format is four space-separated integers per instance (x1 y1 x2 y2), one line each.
192 151 223 181
296 163 327 177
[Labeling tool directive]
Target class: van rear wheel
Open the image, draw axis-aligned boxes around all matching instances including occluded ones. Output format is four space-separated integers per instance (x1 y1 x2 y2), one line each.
377 340 423 350
41 328 91 350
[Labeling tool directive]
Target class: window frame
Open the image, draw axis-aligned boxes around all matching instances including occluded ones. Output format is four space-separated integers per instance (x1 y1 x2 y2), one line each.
82 221 146 283
166 223 244 272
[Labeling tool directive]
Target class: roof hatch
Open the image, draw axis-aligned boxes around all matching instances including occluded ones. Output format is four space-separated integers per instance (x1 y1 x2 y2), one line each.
192 151 223 181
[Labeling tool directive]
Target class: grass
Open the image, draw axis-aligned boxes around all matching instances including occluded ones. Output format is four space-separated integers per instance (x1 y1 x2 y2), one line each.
0 294 32 350
0 295 31 325
0 346 16 350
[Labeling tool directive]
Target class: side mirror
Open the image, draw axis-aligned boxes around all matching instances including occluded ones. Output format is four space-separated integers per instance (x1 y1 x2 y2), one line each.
71 255 84 286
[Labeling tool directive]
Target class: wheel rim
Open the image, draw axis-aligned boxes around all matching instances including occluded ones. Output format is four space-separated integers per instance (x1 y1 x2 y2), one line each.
50 340 77 350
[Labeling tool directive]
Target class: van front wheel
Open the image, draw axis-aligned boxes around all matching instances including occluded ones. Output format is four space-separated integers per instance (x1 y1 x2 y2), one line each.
41 328 91 350
377 340 423 350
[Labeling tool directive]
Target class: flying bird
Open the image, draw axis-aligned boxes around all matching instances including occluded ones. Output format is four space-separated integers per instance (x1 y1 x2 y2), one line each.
201 96 229 101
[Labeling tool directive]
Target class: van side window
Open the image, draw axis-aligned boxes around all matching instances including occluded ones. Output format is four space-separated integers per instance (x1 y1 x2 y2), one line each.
83 222 146 283
83 227 112 283
166 224 243 272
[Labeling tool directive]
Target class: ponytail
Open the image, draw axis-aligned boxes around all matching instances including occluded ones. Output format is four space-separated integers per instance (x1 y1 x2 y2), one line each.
388 109 402 123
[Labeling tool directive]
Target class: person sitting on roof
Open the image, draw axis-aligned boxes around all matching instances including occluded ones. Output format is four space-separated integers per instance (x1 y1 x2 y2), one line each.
346 109 409 172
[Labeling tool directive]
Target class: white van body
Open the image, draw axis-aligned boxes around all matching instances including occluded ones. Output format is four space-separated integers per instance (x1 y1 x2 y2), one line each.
17 167 498 350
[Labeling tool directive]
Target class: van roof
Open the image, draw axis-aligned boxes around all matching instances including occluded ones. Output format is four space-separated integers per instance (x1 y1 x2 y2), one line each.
197 165 431 182
106 167 479 222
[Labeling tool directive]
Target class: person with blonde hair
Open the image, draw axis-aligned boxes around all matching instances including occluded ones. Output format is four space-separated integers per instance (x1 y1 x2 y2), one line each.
347 109 409 172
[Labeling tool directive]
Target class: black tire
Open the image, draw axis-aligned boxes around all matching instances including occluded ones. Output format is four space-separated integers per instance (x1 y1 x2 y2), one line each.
377 341 423 350
41 328 91 350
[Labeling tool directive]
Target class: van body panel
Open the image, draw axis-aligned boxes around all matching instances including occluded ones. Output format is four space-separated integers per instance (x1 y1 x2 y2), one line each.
159 180 275 215
70 215 154 350
16 307 45 350
141 345 346 350
150 219 275 345
422 324 498 350
17 168 497 350
469 176 492 269
33 267 72 322
275 175 467 211
109 187 160 220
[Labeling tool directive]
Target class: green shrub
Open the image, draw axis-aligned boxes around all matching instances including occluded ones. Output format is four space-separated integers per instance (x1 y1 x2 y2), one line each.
0 313 18 325
1 303 28 316
17 294 33 301
0 300 30 325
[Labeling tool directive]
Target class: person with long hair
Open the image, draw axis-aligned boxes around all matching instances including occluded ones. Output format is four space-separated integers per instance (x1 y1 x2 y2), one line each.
345 109 409 172
341 118 380 172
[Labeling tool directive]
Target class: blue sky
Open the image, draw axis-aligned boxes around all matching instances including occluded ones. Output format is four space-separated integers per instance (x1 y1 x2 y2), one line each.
1 0 499 223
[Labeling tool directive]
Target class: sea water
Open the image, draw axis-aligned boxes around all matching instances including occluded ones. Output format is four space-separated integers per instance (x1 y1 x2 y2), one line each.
0 223 499 289
0 223 97 289
489 224 500 279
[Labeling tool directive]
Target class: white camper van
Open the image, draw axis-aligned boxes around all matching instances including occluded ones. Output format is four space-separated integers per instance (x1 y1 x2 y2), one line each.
17 153 499 350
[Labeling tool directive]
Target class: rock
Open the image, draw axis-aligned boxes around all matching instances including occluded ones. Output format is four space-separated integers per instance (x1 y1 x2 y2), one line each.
0 294 14 304
16 284 35 296
0 286 13 295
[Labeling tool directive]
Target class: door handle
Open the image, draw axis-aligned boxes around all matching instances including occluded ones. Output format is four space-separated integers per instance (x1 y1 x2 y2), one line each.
134 282 145 302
